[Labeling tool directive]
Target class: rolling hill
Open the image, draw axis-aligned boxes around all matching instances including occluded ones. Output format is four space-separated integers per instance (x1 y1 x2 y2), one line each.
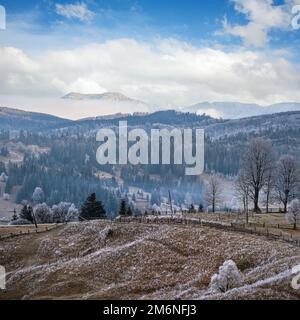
0 107 72 131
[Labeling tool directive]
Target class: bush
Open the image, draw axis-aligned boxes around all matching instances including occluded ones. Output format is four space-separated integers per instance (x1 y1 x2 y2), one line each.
37 238 55 257
34 203 52 224
209 260 244 293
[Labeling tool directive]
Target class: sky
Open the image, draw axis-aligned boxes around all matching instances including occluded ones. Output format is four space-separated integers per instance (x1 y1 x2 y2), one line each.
0 0 300 119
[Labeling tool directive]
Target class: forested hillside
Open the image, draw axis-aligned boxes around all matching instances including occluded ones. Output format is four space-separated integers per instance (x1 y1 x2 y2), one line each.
0 108 299 213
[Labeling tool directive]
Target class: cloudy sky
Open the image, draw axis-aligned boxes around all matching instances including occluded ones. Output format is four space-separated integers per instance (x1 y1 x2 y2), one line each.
0 0 300 119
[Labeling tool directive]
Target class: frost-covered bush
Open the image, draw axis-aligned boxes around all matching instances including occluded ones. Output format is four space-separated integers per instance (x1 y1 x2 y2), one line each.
32 187 44 204
9 219 31 225
3 193 10 201
37 238 55 257
52 202 78 223
34 203 52 224
286 199 300 230
52 202 71 223
209 260 244 293
152 204 162 214
66 204 79 222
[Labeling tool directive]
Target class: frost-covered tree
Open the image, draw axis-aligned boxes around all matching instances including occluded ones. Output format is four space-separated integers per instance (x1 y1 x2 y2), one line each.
276 155 300 213
235 170 250 222
286 199 300 230
152 204 162 214
205 175 222 213
32 187 45 204
34 203 52 224
3 193 10 201
209 260 244 293
263 165 276 213
52 202 72 223
241 138 275 212
66 203 79 222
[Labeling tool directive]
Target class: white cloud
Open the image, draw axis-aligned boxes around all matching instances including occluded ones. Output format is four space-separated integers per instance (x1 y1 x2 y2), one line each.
67 78 107 94
0 38 300 118
221 0 293 47
55 2 95 22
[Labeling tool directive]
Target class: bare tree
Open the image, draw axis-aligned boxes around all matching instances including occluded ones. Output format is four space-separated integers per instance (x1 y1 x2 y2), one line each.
275 155 300 213
263 165 276 213
205 174 222 213
235 170 250 223
241 138 275 213
286 199 300 230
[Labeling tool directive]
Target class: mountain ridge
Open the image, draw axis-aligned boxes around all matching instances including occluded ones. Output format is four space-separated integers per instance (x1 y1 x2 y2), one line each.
1 105 300 135
182 101 300 119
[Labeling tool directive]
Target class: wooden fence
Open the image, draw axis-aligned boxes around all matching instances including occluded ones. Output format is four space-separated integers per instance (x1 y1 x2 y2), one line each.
0 223 62 241
116 216 300 247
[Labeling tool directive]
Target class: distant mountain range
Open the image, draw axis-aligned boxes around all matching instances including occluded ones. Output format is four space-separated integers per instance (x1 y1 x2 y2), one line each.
1 106 300 139
182 101 300 119
62 92 151 115
1 91 300 134
61 91 300 121
62 91 300 119
62 92 136 102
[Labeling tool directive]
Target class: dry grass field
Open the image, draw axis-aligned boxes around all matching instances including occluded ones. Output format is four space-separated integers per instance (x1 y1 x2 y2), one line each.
0 220 300 300
185 212 300 240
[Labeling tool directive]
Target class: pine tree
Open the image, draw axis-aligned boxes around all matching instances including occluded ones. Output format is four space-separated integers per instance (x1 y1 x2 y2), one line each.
189 204 196 213
126 206 133 216
119 199 127 216
198 203 204 213
19 204 34 223
81 193 107 220
12 209 18 221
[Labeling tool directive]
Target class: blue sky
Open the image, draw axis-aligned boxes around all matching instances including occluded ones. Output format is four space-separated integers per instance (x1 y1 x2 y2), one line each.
1 0 298 48
0 0 300 118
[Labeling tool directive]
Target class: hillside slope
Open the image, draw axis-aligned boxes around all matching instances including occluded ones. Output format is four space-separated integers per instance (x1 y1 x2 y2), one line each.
1 221 299 300
0 107 72 131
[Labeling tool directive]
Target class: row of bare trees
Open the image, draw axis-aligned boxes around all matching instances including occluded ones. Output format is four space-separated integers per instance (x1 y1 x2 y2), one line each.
236 138 300 220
